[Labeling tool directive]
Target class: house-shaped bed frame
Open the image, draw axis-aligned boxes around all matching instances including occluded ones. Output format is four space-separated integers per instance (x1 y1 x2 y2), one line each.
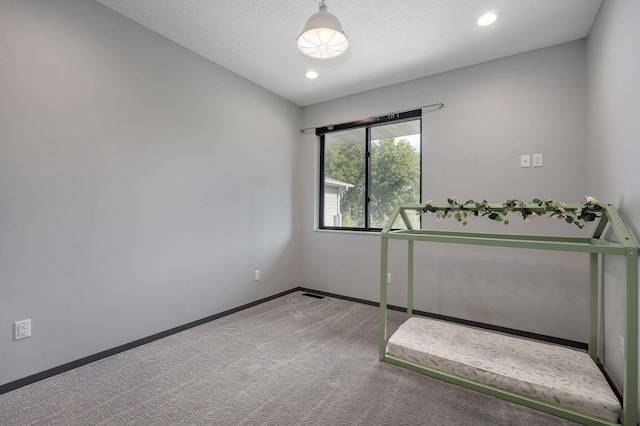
379 202 638 425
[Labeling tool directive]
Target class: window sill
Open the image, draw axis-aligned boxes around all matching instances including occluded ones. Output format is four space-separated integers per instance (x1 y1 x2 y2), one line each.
314 228 382 236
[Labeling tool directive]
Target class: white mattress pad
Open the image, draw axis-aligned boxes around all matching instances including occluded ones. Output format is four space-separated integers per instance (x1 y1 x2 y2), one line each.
386 316 620 422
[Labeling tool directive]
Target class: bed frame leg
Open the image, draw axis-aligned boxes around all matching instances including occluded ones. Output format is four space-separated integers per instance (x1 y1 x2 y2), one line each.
622 250 638 426
379 236 389 360
589 252 599 362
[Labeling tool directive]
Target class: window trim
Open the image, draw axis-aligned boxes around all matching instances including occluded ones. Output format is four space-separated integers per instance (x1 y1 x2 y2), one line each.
318 109 422 232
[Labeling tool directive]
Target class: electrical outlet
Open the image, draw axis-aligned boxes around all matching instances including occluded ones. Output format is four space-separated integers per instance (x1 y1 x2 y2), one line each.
533 154 543 167
14 319 31 340
619 335 624 358
520 154 531 168
386 273 391 285
254 270 260 281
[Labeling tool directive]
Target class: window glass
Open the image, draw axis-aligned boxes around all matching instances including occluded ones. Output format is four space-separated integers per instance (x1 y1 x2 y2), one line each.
323 128 365 228
370 121 421 228
319 113 421 231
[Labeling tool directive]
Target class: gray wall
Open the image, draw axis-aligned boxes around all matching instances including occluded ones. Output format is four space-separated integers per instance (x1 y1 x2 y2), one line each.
0 0 300 386
298 40 591 342
587 0 640 418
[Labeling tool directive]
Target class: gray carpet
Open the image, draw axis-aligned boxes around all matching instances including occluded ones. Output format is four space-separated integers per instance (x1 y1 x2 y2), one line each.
0 291 578 425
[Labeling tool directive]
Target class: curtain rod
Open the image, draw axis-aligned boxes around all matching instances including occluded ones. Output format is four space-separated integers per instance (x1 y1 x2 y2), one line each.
299 103 444 135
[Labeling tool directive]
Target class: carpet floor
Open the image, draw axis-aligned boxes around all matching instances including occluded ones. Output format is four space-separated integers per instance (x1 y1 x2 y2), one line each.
0 291 579 425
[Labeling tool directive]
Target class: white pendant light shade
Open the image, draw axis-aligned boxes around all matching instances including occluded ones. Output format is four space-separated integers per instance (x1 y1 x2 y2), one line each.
297 1 348 59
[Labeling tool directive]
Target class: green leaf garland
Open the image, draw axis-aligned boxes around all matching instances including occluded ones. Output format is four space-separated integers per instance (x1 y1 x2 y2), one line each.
421 196 603 229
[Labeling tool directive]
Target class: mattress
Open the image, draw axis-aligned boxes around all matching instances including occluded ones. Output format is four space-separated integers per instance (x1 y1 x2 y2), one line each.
386 316 620 422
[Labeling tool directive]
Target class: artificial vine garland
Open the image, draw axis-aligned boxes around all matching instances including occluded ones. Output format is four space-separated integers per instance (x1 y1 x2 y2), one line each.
421 196 604 229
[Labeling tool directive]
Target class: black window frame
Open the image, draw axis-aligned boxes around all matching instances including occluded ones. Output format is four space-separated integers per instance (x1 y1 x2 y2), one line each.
318 109 422 232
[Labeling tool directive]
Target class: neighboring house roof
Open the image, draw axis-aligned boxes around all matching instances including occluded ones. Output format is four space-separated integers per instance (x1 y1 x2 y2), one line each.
324 178 354 189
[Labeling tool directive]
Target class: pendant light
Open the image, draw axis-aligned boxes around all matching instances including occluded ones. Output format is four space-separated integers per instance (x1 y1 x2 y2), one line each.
297 1 349 59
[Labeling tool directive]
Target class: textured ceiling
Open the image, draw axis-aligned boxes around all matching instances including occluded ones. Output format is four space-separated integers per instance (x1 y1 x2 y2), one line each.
93 0 602 107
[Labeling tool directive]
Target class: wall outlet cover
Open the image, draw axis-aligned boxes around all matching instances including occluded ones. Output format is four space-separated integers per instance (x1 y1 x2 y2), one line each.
533 154 543 167
14 319 31 340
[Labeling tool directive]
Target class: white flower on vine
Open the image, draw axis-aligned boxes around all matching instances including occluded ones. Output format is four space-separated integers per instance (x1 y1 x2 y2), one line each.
551 211 566 220
524 213 536 222
585 196 600 205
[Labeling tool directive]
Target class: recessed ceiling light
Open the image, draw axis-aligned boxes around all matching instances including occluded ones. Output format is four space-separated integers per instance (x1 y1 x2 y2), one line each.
305 71 319 79
477 11 500 26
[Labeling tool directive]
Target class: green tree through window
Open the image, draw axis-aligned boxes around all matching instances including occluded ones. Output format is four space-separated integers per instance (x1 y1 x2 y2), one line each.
370 137 420 228
320 115 421 230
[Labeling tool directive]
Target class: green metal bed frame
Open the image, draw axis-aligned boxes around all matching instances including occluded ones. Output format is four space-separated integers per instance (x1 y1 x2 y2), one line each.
379 202 638 426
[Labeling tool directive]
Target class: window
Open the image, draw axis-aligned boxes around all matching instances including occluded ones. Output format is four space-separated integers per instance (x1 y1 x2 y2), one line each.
319 110 421 230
